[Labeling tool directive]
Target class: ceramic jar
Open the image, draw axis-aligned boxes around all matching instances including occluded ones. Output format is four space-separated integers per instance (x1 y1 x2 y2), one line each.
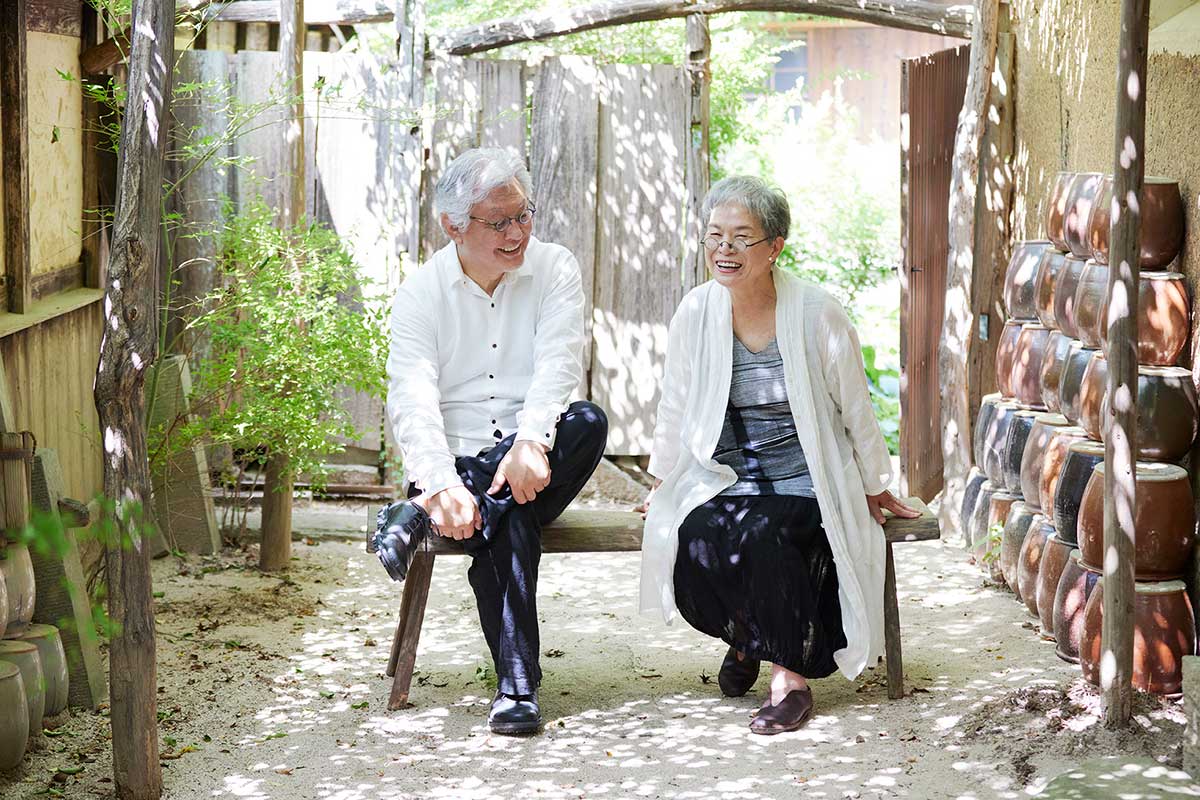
0 661 28 770
0 640 44 739
1019 412 1070 511
1038 426 1090 517
995 320 1025 398
1090 176 1185 268
1011 324 1052 409
1002 410 1041 495
961 468 989 543
973 394 1003 470
0 565 7 640
1036 533 1075 639
1078 462 1195 580
982 401 1023 486
1058 342 1097 427
1045 171 1075 251
1035 250 1068 328
1080 578 1196 695
1053 550 1101 664
1098 271 1190 366
0 543 35 635
1051 439 1106 547
1039 331 1074 414
1017 516 1054 617
1077 352 1107 441
972 490 1020 560
1052 255 1089 341
13 625 68 718
1000 502 1039 597
1099 365 1198 461
1063 172 1105 258
1004 241 1051 320
1071 260 1109 349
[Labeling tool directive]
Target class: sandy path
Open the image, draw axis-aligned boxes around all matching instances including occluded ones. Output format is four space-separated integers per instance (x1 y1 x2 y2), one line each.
0 501 1187 799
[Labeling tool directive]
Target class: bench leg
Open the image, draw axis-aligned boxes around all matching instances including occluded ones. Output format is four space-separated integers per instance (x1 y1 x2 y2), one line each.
883 542 904 699
387 552 435 710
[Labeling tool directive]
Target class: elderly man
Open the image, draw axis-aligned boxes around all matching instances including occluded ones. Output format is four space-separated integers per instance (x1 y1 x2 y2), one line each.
375 147 608 734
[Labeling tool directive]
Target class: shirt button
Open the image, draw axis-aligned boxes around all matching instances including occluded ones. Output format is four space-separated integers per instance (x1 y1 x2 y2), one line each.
490 303 495 308
492 343 498 349
491 419 497 424
489 374 494 379
489 395 495 400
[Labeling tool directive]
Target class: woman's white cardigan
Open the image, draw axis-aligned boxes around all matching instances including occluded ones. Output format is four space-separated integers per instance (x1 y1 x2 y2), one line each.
640 270 895 680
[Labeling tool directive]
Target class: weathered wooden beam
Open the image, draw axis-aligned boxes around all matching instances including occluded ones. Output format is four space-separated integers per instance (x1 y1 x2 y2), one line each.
1103 0 1149 731
206 0 392 24
80 0 213 74
1 0 32 314
684 14 711 288
436 0 972 55
936 0 999 545
28 0 81 36
95 0 174 793
31 261 86 300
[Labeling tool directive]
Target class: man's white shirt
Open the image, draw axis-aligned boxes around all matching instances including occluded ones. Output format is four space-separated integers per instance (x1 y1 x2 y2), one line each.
386 237 586 497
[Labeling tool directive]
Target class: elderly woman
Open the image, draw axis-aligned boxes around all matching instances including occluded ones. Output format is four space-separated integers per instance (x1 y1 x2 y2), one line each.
640 176 918 734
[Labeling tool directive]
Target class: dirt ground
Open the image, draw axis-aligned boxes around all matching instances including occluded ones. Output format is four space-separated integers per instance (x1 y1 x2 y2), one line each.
0 495 1192 800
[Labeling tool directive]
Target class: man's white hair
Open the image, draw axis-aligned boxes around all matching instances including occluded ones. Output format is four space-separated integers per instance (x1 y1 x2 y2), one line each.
435 147 533 231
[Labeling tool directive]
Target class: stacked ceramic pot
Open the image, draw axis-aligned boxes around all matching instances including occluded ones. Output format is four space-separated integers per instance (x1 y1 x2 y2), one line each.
0 531 68 766
1042 170 1195 695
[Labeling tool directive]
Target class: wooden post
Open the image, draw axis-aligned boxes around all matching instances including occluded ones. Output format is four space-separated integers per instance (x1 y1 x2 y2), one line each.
0 432 33 534
93 0 174 795
394 0 425 266
684 13 711 289
1 0 31 313
937 0 999 543
1102 0 1149 730
259 0 304 572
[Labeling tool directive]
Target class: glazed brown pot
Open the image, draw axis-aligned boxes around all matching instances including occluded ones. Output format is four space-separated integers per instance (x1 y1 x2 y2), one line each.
1053 550 1100 664
1004 241 1051 320
0 661 28 770
1098 271 1190 366
960 468 989 548
13 625 68 718
0 543 35 635
1099 365 1199 461
1091 176 1185 268
1019 412 1070 511
1057 343 1097 428
1052 255 1089 340
1071 260 1109 349
1045 171 1075 252
995 320 1024 398
973 394 1003 470
982 401 1023 486
1017 516 1054 617
972 490 1019 561
1011 324 1052 409
1080 578 1196 694
1002 410 1041 495
969 481 1000 557
1038 332 1074 414
1035 250 1068 328
1036 533 1074 639
1000 503 1038 597
1064 172 1105 258
1077 352 1107 441
1038 426 1089 517
0 640 44 739
1051 439 1105 547
1078 462 1195 579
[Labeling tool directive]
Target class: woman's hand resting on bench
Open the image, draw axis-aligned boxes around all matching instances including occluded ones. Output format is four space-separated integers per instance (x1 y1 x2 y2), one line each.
634 479 663 519
866 490 920 526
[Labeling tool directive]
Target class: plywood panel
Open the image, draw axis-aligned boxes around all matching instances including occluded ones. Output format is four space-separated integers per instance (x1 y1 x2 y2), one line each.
591 64 688 455
530 56 600 373
28 31 83 275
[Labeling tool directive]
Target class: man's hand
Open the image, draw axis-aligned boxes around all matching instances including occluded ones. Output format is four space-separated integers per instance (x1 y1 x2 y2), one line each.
488 440 552 504
866 490 921 526
421 485 481 540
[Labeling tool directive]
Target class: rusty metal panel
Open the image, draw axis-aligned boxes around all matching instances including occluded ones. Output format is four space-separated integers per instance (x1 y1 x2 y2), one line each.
899 44 969 502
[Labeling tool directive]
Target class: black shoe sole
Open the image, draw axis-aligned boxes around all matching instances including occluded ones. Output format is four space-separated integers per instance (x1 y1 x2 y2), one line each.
377 546 408 582
488 718 543 735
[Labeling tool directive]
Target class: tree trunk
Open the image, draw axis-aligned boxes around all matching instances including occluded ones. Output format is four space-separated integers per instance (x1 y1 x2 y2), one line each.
1103 0 1150 730
259 0 305 572
936 0 999 544
93 0 175 796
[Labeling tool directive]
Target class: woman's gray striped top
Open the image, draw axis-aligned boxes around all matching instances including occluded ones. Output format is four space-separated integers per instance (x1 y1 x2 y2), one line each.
713 337 816 498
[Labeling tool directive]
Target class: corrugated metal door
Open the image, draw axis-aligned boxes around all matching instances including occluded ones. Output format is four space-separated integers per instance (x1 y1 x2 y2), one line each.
899 45 969 502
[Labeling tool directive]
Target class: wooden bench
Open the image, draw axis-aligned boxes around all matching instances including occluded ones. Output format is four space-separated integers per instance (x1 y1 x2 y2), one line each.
385 498 939 709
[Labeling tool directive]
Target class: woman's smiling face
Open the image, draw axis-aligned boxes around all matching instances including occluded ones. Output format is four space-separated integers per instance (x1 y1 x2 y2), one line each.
704 203 784 291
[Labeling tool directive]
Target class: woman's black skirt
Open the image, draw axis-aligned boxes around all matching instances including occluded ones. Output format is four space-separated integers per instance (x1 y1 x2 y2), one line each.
672 494 846 679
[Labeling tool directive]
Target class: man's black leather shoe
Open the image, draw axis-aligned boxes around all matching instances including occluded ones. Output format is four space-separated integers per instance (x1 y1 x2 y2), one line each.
372 500 434 581
718 646 761 697
488 691 541 735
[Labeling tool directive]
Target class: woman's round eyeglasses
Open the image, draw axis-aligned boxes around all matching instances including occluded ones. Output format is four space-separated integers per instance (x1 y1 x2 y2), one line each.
702 236 770 254
470 205 537 233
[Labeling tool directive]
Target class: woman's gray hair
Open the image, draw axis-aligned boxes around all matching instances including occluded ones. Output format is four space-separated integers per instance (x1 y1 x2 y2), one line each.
435 147 533 231
701 176 791 241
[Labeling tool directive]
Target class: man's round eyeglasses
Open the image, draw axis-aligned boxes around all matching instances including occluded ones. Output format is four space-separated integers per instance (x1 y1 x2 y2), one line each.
702 236 770 254
470 205 537 233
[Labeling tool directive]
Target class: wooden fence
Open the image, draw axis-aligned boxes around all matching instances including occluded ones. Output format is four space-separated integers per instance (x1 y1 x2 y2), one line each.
167 47 702 466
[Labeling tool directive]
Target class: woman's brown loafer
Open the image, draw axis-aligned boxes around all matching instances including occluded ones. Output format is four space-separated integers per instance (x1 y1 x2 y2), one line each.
749 688 813 735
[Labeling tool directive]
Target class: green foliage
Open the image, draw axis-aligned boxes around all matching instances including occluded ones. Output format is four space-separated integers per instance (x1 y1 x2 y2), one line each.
153 198 388 483
860 345 900 456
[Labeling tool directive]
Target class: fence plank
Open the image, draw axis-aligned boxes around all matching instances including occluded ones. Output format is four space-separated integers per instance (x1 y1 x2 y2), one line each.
530 56 600 374
234 51 289 212
592 63 688 454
